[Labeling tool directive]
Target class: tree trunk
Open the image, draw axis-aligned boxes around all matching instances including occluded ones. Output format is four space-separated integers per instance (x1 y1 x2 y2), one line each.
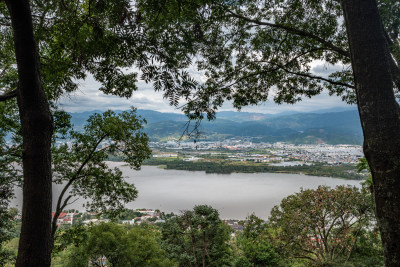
5 0 53 266
341 0 400 266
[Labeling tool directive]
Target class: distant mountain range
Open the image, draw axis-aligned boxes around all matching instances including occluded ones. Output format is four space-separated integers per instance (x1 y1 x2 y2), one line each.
69 107 363 145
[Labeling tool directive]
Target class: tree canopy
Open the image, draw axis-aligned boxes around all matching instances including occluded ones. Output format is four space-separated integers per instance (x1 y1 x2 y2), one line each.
138 0 400 118
59 223 175 267
0 0 199 264
138 1 400 264
0 0 198 102
269 185 377 266
235 214 283 267
51 108 151 238
161 205 233 267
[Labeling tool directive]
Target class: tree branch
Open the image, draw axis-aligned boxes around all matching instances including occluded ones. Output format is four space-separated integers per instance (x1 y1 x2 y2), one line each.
225 10 350 58
274 63 355 89
51 134 107 239
218 47 349 93
383 30 400 91
294 254 316 261
0 89 17 102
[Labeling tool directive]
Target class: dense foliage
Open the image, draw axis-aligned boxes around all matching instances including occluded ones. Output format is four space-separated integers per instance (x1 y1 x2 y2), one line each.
161 205 233 267
234 215 283 267
269 185 379 266
52 108 151 223
137 0 400 118
55 223 175 267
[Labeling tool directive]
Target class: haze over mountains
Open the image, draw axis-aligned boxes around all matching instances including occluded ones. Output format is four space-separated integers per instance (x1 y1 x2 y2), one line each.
70 107 362 145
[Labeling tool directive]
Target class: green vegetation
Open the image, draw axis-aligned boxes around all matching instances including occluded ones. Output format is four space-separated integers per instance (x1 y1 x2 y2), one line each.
3 185 383 266
269 185 382 266
235 215 284 267
144 158 364 180
0 209 17 266
53 223 176 267
52 108 151 236
161 205 233 267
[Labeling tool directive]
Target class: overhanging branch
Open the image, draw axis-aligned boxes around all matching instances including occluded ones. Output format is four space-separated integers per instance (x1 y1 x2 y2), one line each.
275 64 355 89
225 10 351 58
0 89 17 101
51 134 107 238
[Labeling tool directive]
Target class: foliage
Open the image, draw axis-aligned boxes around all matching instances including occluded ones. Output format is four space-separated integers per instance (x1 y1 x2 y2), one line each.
60 223 175 267
356 158 370 174
125 224 177 266
0 103 22 241
136 0 400 121
51 108 151 232
346 228 384 267
1 106 152 253
161 205 233 267
61 223 128 267
356 157 372 187
269 185 377 266
0 208 17 266
234 214 283 267
1 0 200 104
1 0 194 261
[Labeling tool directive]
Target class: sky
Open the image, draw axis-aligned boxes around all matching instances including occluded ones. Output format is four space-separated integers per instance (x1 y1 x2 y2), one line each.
58 63 354 114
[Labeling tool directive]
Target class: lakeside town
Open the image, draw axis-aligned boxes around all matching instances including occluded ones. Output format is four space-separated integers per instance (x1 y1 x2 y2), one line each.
12 208 244 234
150 140 364 165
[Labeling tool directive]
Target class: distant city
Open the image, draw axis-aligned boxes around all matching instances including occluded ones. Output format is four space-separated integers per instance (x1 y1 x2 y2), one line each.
150 140 363 165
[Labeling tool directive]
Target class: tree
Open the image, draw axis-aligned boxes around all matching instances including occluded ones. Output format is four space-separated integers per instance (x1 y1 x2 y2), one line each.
125 224 177 266
66 222 130 267
59 223 175 267
339 2 400 265
348 228 385 267
0 1 53 266
269 185 376 266
0 0 198 265
2 105 151 248
51 108 151 240
234 214 283 267
138 0 400 264
161 205 233 267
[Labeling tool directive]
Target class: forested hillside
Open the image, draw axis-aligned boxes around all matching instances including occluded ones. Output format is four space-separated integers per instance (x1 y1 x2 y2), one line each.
70 108 362 144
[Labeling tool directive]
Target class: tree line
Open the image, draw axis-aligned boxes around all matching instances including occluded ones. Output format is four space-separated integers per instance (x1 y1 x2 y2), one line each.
2 186 384 266
145 158 365 179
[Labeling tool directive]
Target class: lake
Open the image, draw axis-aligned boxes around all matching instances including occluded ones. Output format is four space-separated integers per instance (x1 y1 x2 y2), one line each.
11 162 362 219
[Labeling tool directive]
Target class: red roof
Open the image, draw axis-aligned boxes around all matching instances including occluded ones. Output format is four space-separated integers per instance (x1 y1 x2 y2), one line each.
51 212 67 219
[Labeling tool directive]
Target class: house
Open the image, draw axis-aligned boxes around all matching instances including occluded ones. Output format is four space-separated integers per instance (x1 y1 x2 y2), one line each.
121 219 135 225
51 212 74 226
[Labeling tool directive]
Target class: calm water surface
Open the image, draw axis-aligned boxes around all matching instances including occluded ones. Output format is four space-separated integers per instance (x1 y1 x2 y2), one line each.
12 162 361 219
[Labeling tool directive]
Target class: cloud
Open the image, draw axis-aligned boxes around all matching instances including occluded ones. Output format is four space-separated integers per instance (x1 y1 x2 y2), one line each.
58 75 181 113
311 61 347 77
221 90 352 114
59 74 353 114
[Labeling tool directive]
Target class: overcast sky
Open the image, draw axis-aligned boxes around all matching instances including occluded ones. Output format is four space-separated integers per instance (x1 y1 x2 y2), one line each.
58 63 354 114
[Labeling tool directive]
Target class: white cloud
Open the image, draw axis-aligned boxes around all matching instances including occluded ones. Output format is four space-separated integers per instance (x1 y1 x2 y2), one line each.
59 74 353 114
